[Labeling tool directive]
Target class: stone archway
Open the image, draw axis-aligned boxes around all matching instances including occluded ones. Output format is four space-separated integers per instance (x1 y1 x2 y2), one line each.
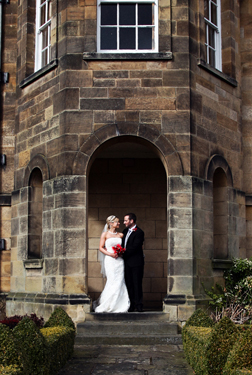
73 124 183 311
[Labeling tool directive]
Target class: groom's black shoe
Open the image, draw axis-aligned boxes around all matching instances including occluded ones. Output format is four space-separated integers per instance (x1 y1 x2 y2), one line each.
128 306 135 312
136 306 143 312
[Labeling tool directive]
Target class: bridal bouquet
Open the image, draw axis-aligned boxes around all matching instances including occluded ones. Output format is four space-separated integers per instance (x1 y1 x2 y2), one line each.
112 244 126 256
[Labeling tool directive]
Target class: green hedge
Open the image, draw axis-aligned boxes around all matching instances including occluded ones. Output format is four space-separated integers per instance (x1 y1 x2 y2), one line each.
184 308 214 328
182 326 212 374
223 327 252 374
0 324 21 368
0 365 23 374
183 316 239 375
0 308 76 375
13 317 47 375
41 326 75 375
44 307 75 330
229 371 252 375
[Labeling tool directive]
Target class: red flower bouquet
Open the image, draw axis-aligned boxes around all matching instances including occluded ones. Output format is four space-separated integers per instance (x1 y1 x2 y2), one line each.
112 244 126 256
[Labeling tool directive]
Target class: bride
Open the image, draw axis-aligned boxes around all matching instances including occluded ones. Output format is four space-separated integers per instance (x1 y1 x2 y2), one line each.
94 215 130 313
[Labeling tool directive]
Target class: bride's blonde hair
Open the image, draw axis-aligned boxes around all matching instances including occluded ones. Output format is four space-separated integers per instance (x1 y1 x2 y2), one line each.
106 215 118 229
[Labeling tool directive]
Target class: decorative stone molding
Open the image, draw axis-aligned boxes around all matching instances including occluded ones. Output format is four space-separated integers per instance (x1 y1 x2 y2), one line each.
23 154 50 187
73 123 183 177
205 154 233 187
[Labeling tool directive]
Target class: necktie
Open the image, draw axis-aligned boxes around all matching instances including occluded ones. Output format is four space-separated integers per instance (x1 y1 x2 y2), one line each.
124 229 132 249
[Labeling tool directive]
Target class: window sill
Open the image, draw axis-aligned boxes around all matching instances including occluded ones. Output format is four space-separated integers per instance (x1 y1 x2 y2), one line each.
24 259 44 269
212 259 233 269
19 59 58 89
83 52 172 61
198 59 237 87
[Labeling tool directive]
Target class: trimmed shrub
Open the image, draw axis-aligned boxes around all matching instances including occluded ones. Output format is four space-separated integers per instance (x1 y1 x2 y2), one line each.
44 307 75 330
182 326 212 374
41 326 75 374
206 317 239 375
13 317 48 375
230 371 252 375
184 308 214 328
223 328 252 374
0 324 21 368
183 317 239 375
0 365 23 374
0 314 44 330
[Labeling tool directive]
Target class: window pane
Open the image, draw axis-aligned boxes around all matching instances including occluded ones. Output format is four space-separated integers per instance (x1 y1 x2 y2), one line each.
209 27 215 48
42 49 47 68
211 2 217 26
47 0 52 20
209 48 215 67
138 27 152 49
138 4 153 25
40 4 46 26
42 27 48 49
101 27 117 49
204 0 209 19
119 4 135 25
101 4 117 25
119 27 135 49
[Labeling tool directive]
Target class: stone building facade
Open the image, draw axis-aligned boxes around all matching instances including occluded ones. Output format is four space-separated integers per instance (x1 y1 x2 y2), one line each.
0 0 251 323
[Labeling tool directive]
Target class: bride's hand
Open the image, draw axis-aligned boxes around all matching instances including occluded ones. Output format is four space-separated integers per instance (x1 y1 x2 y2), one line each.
111 253 118 258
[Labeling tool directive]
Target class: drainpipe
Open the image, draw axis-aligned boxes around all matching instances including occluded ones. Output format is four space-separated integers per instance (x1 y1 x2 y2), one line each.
0 0 9 84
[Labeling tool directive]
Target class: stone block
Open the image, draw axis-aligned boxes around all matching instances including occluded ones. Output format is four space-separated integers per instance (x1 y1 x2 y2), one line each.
88 208 99 221
126 98 175 110
63 276 86 294
59 110 93 134
144 249 167 263
25 277 42 293
42 231 54 258
88 249 98 262
55 192 85 208
55 229 85 258
53 88 79 115
144 238 163 250
53 176 86 194
150 193 167 208
144 262 164 278
169 176 192 193
88 277 104 293
44 258 59 275
178 305 196 321
169 276 193 294
60 70 92 89
169 258 193 276
169 229 193 258
80 98 125 110
168 192 192 208
151 277 167 293
59 258 85 275
169 208 192 229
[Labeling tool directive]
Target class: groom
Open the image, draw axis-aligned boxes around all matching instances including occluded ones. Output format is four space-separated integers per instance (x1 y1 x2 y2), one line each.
122 213 145 312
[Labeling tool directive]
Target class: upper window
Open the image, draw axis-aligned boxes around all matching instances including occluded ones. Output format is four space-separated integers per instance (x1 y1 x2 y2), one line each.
97 0 158 53
35 0 52 71
204 0 222 71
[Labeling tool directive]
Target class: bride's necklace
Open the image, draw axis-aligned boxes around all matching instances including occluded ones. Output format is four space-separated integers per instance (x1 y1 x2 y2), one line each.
109 231 117 235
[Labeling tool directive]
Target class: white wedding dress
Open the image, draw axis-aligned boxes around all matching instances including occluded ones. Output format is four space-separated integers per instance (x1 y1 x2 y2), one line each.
95 237 130 313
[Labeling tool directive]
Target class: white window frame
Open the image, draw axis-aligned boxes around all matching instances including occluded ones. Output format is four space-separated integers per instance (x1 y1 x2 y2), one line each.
35 0 52 71
204 0 222 71
97 0 159 53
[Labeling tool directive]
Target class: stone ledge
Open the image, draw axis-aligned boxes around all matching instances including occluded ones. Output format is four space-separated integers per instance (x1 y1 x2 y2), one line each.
0 194 11 206
83 52 173 60
212 259 233 269
197 59 237 87
24 259 44 269
6 292 91 305
19 59 58 88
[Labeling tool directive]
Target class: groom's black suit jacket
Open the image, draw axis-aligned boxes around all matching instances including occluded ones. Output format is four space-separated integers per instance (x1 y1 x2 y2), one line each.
122 227 144 267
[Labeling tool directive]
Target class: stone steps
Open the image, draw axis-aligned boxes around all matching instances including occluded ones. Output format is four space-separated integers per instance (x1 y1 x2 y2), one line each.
76 312 182 345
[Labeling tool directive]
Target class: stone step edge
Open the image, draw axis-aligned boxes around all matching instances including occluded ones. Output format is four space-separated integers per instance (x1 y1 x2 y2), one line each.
75 335 183 345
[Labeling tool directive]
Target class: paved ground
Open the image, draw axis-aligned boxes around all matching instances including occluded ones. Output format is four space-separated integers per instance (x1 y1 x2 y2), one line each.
58 344 194 375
